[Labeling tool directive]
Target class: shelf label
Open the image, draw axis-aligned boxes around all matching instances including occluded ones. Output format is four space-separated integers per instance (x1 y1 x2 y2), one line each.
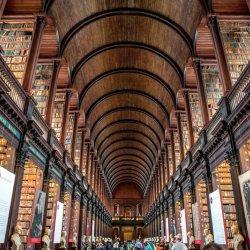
53 201 63 243
209 189 226 245
239 170 250 238
29 190 46 243
180 209 188 243
0 166 15 243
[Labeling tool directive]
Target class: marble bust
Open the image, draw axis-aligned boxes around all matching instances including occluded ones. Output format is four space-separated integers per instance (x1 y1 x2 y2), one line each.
11 225 22 250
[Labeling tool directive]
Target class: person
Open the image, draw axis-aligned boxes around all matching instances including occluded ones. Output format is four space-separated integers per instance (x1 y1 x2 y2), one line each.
172 234 187 250
135 239 143 250
202 243 223 250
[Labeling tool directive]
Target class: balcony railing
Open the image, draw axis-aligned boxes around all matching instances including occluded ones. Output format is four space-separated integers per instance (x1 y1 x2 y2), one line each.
0 54 26 111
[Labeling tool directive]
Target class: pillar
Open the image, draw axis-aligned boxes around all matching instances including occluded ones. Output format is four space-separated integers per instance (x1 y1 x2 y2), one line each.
60 91 72 145
183 90 194 146
176 112 184 160
207 15 232 93
170 130 176 172
71 112 79 160
193 60 209 125
165 143 170 182
45 59 61 126
0 0 7 19
23 15 47 93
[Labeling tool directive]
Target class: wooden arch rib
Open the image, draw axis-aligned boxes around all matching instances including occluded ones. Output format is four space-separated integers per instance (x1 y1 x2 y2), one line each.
93 119 163 151
90 107 165 141
110 175 145 192
99 138 157 161
97 130 158 156
106 162 151 180
105 158 151 178
104 153 151 173
108 168 148 184
109 171 147 190
79 67 177 106
59 8 194 56
85 89 170 122
102 147 154 168
71 41 184 85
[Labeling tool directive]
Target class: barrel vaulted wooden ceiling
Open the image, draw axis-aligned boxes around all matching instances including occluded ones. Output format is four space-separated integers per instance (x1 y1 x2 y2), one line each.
49 0 204 195
4 0 249 196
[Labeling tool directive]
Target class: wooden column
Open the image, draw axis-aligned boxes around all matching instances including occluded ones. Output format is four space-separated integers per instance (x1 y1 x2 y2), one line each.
0 0 7 19
71 112 79 160
158 163 163 193
60 90 71 145
89 151 94 184
85 142 90 179
165 143 170 182
45 59 61 126
183 90 194 147
79 129 86 173
23 15 47 93
170 130 176 173
193 60 209 125
207 15 232 93
161 152 166 188
176 112 184 161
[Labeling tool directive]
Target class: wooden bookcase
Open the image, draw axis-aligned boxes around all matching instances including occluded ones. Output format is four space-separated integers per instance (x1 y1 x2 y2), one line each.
62 191 72 240
65 113 75 153
188 92 203 142
180 113 190 155
219 20 250 85
0 21 34 85
201 64 223 119
17 160 43 243
212 161 237 249
32 63 53 118
173 131 181 167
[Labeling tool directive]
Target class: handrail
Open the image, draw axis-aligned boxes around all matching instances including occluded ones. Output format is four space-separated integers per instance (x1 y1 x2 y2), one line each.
0 54 27 111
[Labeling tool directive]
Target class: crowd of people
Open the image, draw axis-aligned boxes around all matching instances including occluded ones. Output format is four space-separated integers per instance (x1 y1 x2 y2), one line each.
81 235 224 250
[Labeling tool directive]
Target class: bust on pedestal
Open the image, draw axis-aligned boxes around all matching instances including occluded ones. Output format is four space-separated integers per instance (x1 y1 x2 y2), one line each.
59 230 67 249
187 231 195 249
42 228 51 250
204 227 214 246
11 225 22 250
231 224 244 250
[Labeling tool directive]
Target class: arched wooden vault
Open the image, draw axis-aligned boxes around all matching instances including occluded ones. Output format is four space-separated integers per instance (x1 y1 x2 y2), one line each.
48 0 205 195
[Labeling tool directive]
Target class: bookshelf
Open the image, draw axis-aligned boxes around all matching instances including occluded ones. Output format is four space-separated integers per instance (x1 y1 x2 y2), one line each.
51 93 66 140
168 204 176 236
175 201 181 234
0 136 15 172
65 114 75 153
45 179 60 236
167 144 174 178
188 92 203 142
0 22 34 85
239 139 250 173
212 161 237 249
184 192 193 234
62 191 72 237
173 131 181 166
74 132 82 168
32 63 53 118
17 160 43 243
69 198 80 242
219 20 250 85
180 113 190 155
81 142 88 176
201 64 223 119
196 180 210 242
